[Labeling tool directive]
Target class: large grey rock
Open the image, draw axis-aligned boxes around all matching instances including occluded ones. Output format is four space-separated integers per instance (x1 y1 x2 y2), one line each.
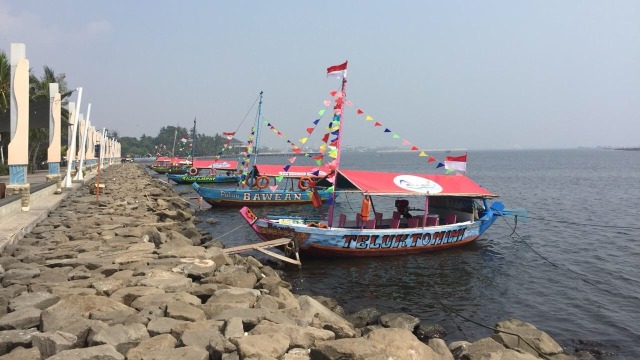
249 320 335 348
311 337 383 359
131 346 209 360
146 317 189 337
0 346 42 359
298 296 356 339
378 312 420 331
230 333 290 360
345 307 381 328
0 328 39 355
8 291 59 311
494 318 565 357
130 291 200 311
166 301 206 322
180 328 220 351
135 269 193 292
32 330 77 358
213 308 272 327
41 295 135 332
125 334 177 360
46 344 124 360
0 307 42 330
89 323 150 355
109 286 165 307
212 267 258 289
209 331 236 359
364 327 444 359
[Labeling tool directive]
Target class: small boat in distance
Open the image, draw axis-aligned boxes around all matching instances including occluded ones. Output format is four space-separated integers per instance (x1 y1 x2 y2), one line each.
193 91 333 207
167 160 241 184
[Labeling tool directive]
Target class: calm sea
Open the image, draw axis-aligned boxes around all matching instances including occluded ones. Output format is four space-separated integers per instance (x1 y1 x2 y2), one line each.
161 149 640 359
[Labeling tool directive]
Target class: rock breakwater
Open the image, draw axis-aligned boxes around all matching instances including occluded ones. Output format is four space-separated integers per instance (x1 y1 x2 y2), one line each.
0 164 591 359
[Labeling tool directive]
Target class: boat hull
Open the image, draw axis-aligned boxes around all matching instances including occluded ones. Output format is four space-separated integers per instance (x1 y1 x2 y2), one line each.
239 204 502 257
167 174 240 184
193 183 331 207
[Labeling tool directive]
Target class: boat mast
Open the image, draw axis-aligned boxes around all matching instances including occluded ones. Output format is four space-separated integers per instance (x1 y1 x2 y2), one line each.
171 125 177 159
327 76 348 227
191 117 196 161
252 91 264 166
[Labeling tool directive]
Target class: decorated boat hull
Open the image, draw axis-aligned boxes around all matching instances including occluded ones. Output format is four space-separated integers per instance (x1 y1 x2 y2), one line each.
193 183 332 207
239 202 504 257
150 165 189 175
167 174 240 184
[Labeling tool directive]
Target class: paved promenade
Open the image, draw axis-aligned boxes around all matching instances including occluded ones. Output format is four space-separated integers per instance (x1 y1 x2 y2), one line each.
0 169 91 254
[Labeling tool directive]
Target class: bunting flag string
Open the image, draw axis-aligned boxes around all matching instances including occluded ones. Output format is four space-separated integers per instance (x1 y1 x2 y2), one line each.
350 102 461 172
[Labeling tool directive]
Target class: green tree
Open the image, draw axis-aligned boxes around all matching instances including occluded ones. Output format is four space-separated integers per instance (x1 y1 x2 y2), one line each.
28 66 70 172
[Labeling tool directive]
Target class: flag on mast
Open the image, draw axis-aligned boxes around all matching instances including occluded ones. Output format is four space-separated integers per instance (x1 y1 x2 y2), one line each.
444 153 467 172
327 61 348 78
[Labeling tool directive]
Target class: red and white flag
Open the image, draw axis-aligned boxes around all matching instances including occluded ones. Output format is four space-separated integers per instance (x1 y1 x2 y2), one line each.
444 153 467 172
223 131 236 140
327 61 348 78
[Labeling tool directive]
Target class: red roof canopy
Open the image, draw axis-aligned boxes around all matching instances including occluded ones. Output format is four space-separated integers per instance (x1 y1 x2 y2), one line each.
337 169 497 197
257 164 332 178
192 159 238 169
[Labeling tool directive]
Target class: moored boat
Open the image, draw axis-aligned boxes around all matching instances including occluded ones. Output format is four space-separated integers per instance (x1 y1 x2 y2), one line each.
167 160 241 184
239 61 509 257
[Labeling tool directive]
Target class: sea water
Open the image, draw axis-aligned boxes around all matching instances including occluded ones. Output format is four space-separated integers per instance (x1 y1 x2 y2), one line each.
165 149 640 359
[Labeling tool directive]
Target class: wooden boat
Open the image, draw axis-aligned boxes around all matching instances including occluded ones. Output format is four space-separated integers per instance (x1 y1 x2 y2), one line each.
240 169 505 257
238 62 508 257
149 157 190 174
167 160 241 184
192 92 333 207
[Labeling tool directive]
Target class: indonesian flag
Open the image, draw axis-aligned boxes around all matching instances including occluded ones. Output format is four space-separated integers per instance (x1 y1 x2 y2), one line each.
223 131 236 140
444 153 467 172
327 61 348 78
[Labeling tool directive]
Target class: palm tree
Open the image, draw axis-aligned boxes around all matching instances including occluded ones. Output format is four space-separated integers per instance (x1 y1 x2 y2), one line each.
28 66 70 172
0 50 9 111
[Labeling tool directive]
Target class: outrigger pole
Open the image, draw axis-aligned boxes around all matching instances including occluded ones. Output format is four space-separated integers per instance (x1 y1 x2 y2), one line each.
327 67 348 227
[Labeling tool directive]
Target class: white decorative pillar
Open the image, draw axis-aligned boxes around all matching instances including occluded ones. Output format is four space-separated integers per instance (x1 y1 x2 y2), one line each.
62 88 83 188
7 43 30 210
75 104 91 181
46 83 62 194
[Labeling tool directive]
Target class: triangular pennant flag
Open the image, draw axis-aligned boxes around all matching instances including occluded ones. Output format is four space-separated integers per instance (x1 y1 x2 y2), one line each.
345 101 353 106
374 122 382 127
326 197 334 205
326 186 334 193
269 185 278 192
322 133 330 143
318 109 326 116
313 119 320 125
283 164 291 171
312 170 320 176
384 128 391 133
306 127 314 134
323 100 330 106
436 162 444 168
411 146 418 151
300 137 308 144
328 150 338 158
329 90 338 96
445 168 455 173
365 115 373 121
402 140 410 145
357 109 364 114
288 156 296 163
315 159 323 165
275 175 284 182
392 134 400 139
419 151 427 157
428 157 436 163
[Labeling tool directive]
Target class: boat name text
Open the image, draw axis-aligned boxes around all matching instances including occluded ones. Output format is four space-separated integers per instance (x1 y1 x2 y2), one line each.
341 228 467 249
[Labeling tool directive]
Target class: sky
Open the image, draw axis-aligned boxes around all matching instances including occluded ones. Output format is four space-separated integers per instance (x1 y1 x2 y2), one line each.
1 1 638 150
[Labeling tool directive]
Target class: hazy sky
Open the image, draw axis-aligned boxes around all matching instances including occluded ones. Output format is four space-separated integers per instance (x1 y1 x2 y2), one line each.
1 1 638 150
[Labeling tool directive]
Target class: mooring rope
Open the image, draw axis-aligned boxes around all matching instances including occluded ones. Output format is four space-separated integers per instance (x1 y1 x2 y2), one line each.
500 216 619 297
211 223 247 242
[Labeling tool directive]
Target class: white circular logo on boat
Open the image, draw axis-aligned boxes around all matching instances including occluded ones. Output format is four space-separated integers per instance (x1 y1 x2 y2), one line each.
393 175 442 194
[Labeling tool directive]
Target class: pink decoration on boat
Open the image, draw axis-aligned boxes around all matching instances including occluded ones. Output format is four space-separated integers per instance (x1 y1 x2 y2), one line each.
324 100 331 106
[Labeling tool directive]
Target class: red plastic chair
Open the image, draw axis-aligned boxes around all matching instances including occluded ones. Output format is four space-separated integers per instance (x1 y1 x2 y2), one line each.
392 211 401 220
338 213 346 227
444 214 457 225
426 216 439 227
407 218 420 228
375 212 383 228
390 219 400 229
364 219 376 229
